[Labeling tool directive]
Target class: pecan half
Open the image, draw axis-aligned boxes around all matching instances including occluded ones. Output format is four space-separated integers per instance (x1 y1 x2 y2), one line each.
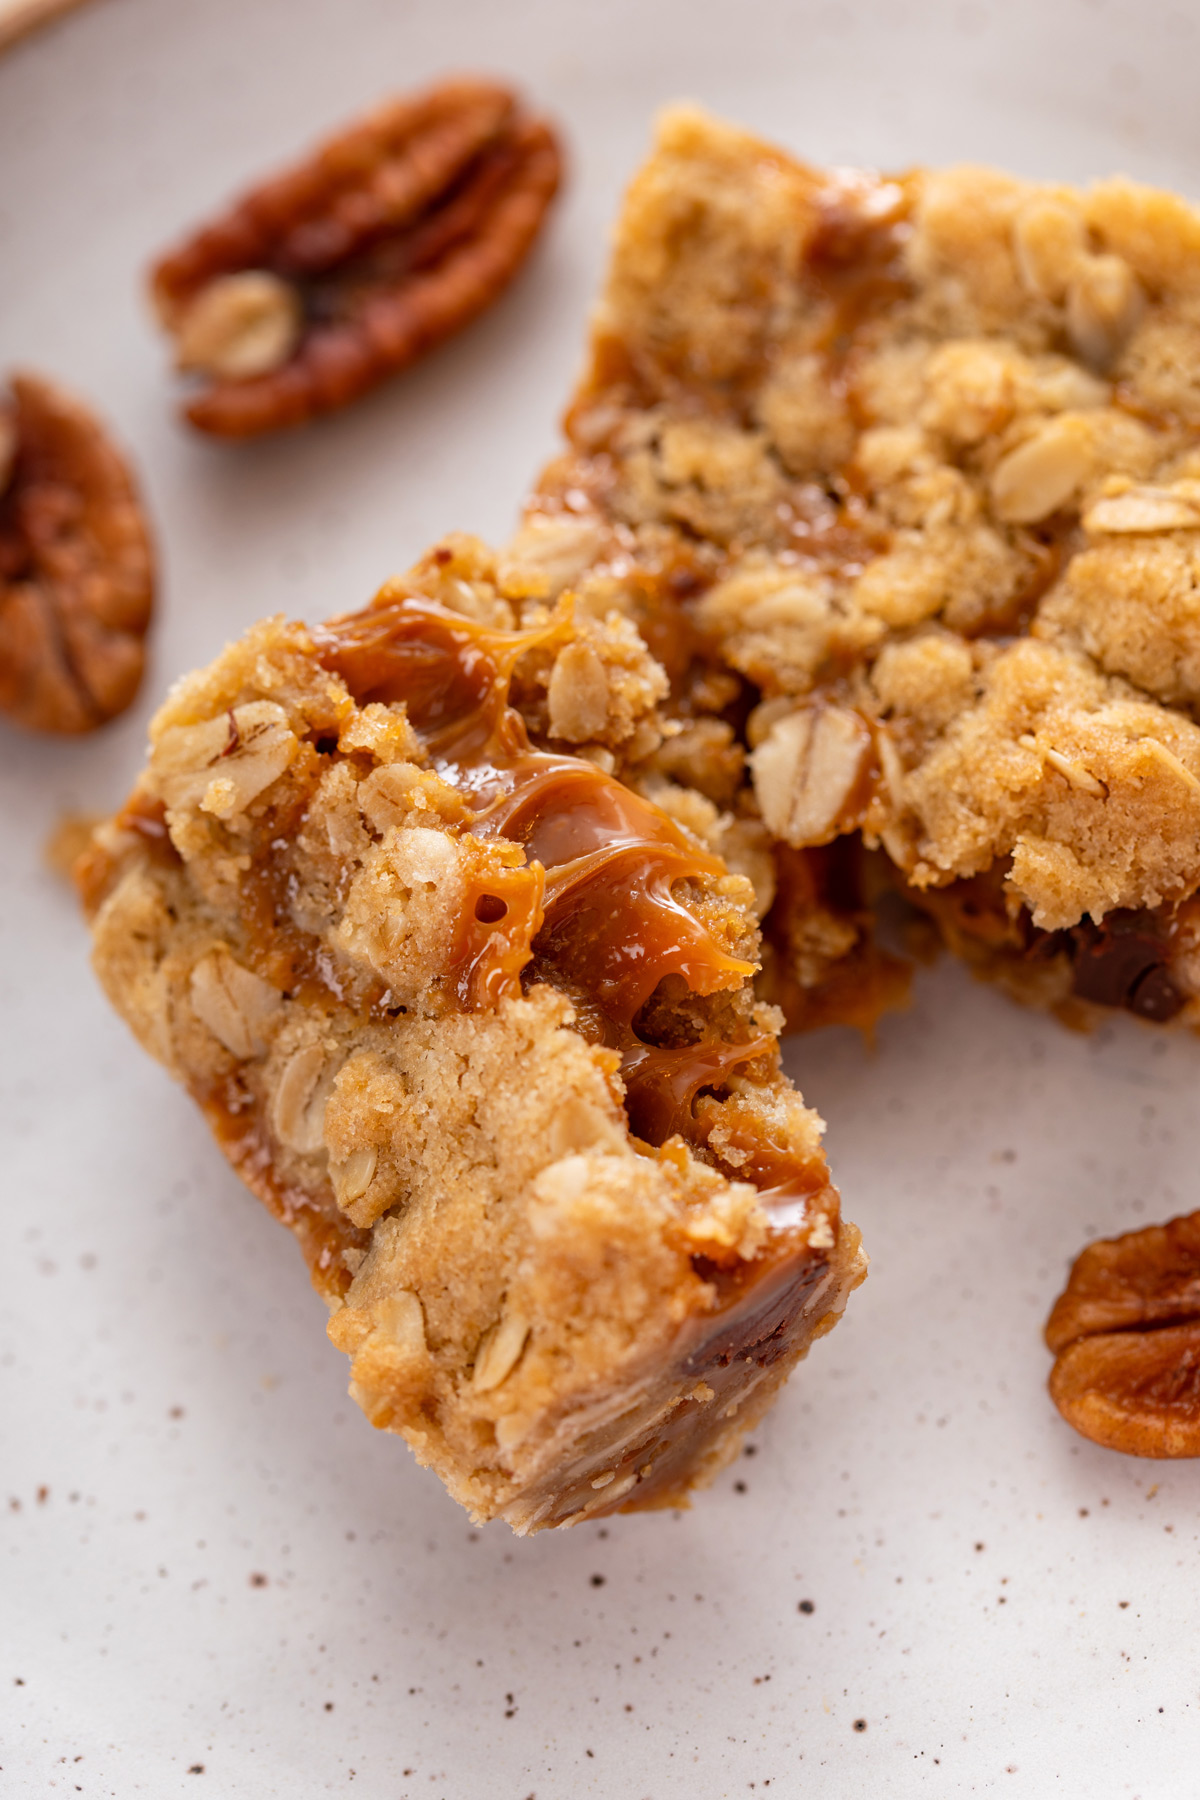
0 373 155 734
150 77 562 438
1045 1211 1200 1457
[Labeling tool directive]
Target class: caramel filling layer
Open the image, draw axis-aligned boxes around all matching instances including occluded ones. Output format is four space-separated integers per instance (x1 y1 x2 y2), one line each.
316 593 811 1172
902 860 1188 1023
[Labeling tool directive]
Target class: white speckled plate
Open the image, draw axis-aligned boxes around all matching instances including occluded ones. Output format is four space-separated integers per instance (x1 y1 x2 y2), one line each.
3 2 1198 1793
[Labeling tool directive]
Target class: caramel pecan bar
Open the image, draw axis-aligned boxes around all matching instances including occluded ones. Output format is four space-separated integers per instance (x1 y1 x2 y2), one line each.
515 107 1200 1028
78 536 863 1530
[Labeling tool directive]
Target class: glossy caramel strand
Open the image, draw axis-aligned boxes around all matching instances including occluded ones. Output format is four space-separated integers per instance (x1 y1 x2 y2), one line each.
315 592 777 1154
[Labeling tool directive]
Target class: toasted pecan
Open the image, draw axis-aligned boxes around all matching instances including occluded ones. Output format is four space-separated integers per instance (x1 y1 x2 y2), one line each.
0 372 154 734
1046 1211 1200 1457
151 77 562 438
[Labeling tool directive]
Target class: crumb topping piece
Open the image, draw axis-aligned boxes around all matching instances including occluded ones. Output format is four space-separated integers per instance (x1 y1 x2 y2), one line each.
81 536 861 1530
522 107 1200 957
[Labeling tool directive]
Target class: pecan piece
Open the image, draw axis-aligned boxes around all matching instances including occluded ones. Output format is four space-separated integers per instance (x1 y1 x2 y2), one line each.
1045 1210 1200 1456
150 77 562 438
0 373 154 734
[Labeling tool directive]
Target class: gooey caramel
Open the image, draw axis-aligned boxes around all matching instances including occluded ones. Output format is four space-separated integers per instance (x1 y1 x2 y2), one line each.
315 591 782 1159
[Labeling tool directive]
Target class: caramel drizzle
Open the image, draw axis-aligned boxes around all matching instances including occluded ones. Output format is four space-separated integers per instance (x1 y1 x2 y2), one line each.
315 592 773 1150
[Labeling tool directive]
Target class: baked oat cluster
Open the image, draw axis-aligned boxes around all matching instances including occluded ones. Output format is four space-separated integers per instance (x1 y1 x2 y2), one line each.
516 107 1200 1028
79 535 863 1530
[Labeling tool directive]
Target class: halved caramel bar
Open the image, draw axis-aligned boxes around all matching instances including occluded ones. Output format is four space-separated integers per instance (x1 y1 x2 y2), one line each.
512 108 1200 1027
79 538 863 1531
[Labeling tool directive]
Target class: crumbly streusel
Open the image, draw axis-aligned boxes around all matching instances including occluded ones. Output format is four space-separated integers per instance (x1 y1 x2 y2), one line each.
515 107 1200 1024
